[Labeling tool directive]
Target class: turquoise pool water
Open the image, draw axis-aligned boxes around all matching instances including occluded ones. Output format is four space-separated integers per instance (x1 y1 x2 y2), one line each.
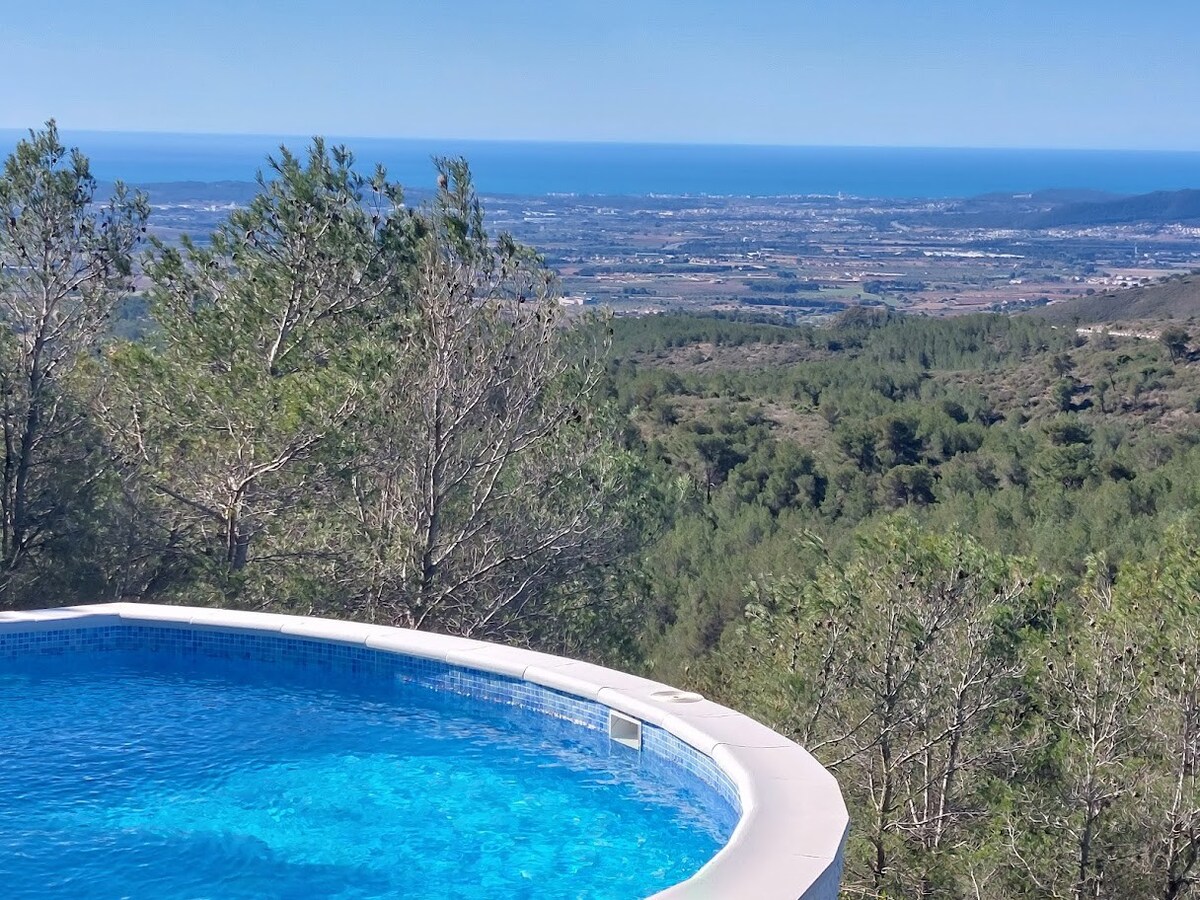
0 653 732 899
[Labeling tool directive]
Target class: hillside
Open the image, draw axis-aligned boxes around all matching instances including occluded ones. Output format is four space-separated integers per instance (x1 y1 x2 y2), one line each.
1029 273 1200 324
918 187 1200 229
1035 188 1200 227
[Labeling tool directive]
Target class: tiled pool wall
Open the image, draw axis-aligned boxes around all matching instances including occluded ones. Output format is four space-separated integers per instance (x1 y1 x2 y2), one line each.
0 606 848 900
0 621 740 833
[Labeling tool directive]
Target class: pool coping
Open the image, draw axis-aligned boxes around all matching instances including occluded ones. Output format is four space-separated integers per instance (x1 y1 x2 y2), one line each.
0 603 847 900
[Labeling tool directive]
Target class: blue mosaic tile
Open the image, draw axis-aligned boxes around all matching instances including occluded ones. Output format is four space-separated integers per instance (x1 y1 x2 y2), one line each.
0 625 125 658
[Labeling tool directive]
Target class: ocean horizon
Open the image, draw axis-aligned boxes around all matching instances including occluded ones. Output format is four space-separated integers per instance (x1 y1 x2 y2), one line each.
1 129 1199 199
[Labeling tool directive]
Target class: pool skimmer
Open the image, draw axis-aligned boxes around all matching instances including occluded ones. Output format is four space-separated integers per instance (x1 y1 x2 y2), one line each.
608 710 642 750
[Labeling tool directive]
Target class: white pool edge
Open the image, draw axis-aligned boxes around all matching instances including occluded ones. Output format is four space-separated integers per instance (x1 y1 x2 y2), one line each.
0 603 847 900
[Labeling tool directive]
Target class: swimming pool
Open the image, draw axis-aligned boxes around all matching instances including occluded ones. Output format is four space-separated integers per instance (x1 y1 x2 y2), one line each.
0 604 846 899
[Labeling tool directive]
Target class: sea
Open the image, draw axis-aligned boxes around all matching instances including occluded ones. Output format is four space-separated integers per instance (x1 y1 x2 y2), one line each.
1 129 1199 199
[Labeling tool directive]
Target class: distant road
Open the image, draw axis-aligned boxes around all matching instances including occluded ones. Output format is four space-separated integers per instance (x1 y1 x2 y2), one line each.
1076 325 1158 339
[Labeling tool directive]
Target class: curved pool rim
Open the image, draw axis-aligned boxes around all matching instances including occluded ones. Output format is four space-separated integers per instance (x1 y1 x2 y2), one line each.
0 603 847 899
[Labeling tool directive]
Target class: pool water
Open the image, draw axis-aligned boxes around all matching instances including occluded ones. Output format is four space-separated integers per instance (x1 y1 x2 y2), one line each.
0 654 731 899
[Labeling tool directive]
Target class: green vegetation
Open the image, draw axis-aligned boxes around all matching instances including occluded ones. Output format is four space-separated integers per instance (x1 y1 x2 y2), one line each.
0 123 148 595
1032 272 1200 325
607 307 1200 897
6 125 1200 897
0 124 639 652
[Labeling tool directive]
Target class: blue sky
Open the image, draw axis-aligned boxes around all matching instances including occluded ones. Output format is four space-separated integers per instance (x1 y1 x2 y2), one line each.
2 0 1197 149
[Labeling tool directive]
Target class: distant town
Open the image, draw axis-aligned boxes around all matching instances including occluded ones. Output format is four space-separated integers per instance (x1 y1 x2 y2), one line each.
128 182 1200 318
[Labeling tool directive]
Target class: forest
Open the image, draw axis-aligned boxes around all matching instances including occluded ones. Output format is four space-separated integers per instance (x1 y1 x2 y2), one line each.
5 123 1200 899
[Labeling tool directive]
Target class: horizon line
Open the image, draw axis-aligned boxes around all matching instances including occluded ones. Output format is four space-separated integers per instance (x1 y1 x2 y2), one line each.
1 125 1199 156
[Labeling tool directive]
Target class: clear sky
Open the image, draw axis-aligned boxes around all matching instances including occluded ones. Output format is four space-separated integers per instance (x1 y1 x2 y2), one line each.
2 0 1197 150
